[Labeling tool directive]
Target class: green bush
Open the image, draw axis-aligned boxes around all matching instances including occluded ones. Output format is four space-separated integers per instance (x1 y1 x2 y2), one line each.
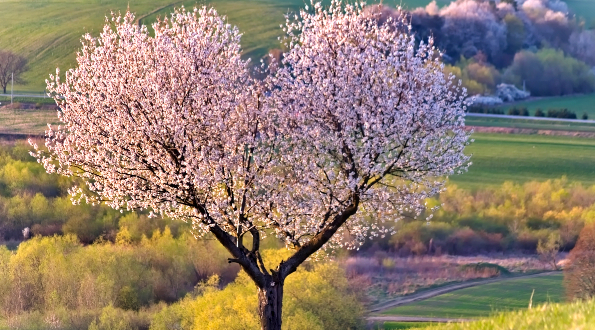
114 286 140 312
0 232 238 318
507 107 529 116
547 108 577 119
459 263 510 276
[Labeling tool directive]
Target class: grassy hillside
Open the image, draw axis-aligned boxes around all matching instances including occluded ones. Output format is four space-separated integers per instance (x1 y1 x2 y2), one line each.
0 0 396 92
382 273 564 319
417 298 595 330
451 133 595 189
2 0 594 92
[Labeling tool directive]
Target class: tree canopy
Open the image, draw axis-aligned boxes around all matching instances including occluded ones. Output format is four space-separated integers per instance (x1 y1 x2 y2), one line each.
32 2 469 329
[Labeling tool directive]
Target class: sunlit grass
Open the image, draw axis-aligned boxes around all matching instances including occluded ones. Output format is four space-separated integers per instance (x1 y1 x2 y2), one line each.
382 273 564 319
418 299 595 330
451 133 595 189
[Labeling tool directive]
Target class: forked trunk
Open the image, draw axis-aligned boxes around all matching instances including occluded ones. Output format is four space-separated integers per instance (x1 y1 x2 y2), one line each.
257 275 284 330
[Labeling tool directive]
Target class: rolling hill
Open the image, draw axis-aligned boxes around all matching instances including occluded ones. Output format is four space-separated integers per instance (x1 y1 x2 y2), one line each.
1 0 594 92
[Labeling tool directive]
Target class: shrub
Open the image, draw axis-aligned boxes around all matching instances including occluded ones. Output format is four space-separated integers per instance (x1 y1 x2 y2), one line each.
459 262 510 276
547 108 577 119
565 223 595 300
150 260 365 330
582 112 589 120
444 56 501 95
507 107 529 116
534 108 545 117
114 286 140 312
537 232 561 270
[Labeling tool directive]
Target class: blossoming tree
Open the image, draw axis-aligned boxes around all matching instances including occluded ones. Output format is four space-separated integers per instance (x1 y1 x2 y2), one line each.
32 2 469 329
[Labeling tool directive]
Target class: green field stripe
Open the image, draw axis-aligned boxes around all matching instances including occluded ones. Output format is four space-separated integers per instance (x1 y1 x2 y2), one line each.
382 274 564 319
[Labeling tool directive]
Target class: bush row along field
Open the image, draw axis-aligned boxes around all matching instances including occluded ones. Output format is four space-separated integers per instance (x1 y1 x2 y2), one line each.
499 93 595 118
0 141 584 310
0 236 364 330
382 273 564 319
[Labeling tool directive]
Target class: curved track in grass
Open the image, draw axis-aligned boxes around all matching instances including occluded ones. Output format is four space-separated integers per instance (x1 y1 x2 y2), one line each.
368 271 561 314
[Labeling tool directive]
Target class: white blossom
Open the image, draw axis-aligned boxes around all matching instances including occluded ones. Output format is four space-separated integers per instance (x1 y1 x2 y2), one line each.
32 1 469 285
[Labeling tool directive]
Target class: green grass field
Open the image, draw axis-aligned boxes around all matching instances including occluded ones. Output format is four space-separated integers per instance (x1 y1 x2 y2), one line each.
382 273 564 319
2 0 594 92
466 116 595 132
450 133 595 189
418 298 595 330
500 94 595 118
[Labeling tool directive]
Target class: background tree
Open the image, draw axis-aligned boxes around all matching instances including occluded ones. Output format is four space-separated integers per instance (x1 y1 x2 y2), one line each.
0 50 27 94
537 232 560 270
565 222 595 300
32 3 469 330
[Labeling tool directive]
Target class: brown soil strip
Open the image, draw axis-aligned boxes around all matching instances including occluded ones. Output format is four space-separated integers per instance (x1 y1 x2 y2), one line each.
467 126 595 138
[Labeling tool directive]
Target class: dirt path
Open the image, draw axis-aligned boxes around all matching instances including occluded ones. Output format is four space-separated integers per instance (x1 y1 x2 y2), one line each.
368 271 561 314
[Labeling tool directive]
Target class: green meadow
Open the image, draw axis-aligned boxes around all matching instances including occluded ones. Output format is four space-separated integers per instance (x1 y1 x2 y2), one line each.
500 94 595 118
382 273 564 319
450 133 595 189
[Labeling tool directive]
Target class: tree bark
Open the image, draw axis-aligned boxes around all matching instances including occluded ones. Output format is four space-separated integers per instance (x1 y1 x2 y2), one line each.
257 274 284 330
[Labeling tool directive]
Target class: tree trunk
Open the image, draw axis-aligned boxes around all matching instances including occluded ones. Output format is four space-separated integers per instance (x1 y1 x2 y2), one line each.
257 275 284 330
